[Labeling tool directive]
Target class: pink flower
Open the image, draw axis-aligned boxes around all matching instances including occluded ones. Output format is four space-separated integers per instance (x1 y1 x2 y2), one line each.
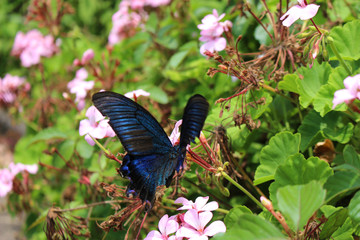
79 106 116 146
67 68 94 110
0 74 30 105
124 89 150 99
11 29 58 67
9 162 38 175
333 74 360 109
280 0 320 27
175 196 219 212
81 49 95 65
198 10 225 37
145 214 180 240
197 9 231 55
199 38 227 55
0 168 14 197
177 209 226 239
169 120 182 146
0 162 38 197
145 0 171 7
108 1 145 45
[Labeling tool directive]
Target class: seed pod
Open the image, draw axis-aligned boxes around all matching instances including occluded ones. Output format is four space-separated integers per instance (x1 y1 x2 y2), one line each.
303 44 311 61
220 187 230 197
297 31 313 39
322 47 329 62
326 36 334 43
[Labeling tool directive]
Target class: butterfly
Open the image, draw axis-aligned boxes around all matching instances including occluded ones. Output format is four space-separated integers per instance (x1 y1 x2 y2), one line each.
92 91 209 209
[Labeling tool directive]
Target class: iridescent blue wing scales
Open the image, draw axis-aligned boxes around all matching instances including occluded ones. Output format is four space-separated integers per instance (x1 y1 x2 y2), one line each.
92 91 208 208
179 94 209 149
92 91 172 155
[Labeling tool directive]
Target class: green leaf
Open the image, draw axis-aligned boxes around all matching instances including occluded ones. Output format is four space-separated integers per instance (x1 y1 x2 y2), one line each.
277 181 326 231
313 66 349 116
324 146 360 203
29 127 68 144
254 132 301 185
340 145 360 171
330 218 355 240
213 214 286 240
269 154 333 207
14 135 52 165
325 171 360 202
349 191 360 225
296 62 332 108
298 110 353 151
163 58 209 83
330 19 360 60
277 74 300 94
57 140 75 161
224 206 253 230
247 90 273 120
320 208 348 240
76 139 94 159
146 86 169 104
166 50 190 69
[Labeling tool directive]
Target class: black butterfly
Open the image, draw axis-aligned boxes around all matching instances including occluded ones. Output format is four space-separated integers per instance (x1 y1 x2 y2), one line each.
92 91 209 209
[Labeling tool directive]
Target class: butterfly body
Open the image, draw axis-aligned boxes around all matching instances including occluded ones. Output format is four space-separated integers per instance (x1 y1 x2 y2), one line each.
92 91 208 208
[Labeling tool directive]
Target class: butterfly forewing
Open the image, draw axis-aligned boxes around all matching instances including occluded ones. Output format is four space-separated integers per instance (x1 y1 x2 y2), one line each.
92 91 172 156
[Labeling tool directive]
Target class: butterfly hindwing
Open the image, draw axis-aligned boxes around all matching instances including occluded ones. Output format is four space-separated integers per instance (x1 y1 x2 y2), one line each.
180 94 209 150
92 91 173 156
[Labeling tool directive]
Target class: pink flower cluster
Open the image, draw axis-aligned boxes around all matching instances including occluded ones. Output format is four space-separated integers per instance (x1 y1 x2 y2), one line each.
11 29 59 67
79 105 116 146
145 196 226 240
109 0 171 45
0 74 30 105
280 0 320 27
333 74 360 109
73 49 95 66
67 68 94 110
0 162 38 197
198 9 232 55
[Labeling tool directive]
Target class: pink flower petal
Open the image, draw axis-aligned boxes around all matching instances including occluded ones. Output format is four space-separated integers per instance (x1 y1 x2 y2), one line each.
165 220 179 236
124 89 150 98
198 211 212 229
84 134 96 146
201 201 218 211
194 196 209 209
158 214 169 234
203 220 226 237
184 209 202 230
344 75 360 95
169 120 182 146
299 4 320 20
332 89 355 109
81 49 94 64
144 230 163 240
280 5 303 27
177 226 201 239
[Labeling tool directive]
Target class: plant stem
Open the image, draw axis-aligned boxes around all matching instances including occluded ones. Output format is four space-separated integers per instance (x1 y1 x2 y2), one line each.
329 41 352 75
90 135 110 155
55 200 123 213
310 19 322 35
260 82 297 104
221 171 264 210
